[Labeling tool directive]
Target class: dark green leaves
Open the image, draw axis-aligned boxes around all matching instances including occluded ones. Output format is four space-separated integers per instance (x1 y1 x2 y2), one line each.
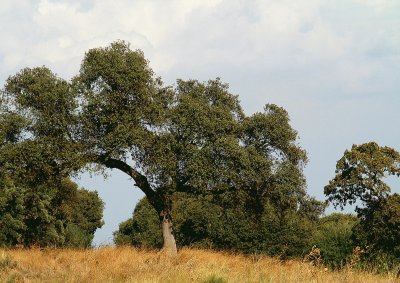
74 40 163 159
325 142 400 209
325 142 400 270
5 67 76 138
1 40 313 252
0 178 104 248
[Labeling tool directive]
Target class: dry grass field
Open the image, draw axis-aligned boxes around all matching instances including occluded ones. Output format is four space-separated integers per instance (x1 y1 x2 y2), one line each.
0 247 399 283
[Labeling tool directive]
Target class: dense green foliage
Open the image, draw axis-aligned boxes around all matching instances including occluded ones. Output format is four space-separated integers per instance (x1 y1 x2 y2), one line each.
0 69 104 247
325 142 400 209
312 213 359 269
0 178 103 247
325 142 400 271
352 194 400 271
115 194 324 257
116 141 400 269
114 197 163 249
1 40 318 252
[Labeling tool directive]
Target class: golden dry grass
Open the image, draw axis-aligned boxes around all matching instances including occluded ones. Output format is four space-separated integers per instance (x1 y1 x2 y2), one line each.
0 247 399 283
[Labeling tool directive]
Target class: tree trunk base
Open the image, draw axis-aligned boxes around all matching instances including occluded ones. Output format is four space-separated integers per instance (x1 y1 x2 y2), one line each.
161 217 177 256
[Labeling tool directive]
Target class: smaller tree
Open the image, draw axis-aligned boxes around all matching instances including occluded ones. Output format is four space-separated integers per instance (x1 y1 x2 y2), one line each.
325 142 400 270
0 178 104 248
325 142 400 210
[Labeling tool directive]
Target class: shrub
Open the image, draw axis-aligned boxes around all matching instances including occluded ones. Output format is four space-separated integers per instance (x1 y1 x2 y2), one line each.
312 213 358 269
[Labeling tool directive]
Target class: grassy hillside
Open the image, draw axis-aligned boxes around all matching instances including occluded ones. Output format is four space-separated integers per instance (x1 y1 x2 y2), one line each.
0 247 398 282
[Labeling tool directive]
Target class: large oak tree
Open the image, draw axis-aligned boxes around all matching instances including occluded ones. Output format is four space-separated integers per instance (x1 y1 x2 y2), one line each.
1 41 309 254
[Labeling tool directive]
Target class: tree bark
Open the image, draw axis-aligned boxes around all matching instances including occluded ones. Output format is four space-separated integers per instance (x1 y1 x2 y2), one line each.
160 211 177 255
99 156 178 255
99 157 157 202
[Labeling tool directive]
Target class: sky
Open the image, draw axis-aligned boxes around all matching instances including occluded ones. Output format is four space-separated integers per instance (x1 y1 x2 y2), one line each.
1 0 399 245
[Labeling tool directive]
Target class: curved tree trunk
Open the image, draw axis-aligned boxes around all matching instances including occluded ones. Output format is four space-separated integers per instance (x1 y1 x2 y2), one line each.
100 157 178 255
160 211 177 255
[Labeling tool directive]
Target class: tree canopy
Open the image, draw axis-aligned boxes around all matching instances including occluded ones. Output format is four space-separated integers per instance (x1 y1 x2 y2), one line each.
1 40 316 253
325 142 400 209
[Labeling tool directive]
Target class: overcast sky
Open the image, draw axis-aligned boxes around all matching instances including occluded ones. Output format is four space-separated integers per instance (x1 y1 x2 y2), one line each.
1 0 399 245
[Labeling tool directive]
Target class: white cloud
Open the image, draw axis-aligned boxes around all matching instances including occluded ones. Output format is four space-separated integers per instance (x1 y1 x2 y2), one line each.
2 0 398 85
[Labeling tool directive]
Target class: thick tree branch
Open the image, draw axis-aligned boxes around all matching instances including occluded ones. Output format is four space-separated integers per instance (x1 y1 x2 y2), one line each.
97 156 158 206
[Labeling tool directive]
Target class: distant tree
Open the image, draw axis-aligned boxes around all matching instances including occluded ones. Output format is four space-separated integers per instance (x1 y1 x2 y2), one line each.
324 142 400 210
2 41 310 254
325 142 400 270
